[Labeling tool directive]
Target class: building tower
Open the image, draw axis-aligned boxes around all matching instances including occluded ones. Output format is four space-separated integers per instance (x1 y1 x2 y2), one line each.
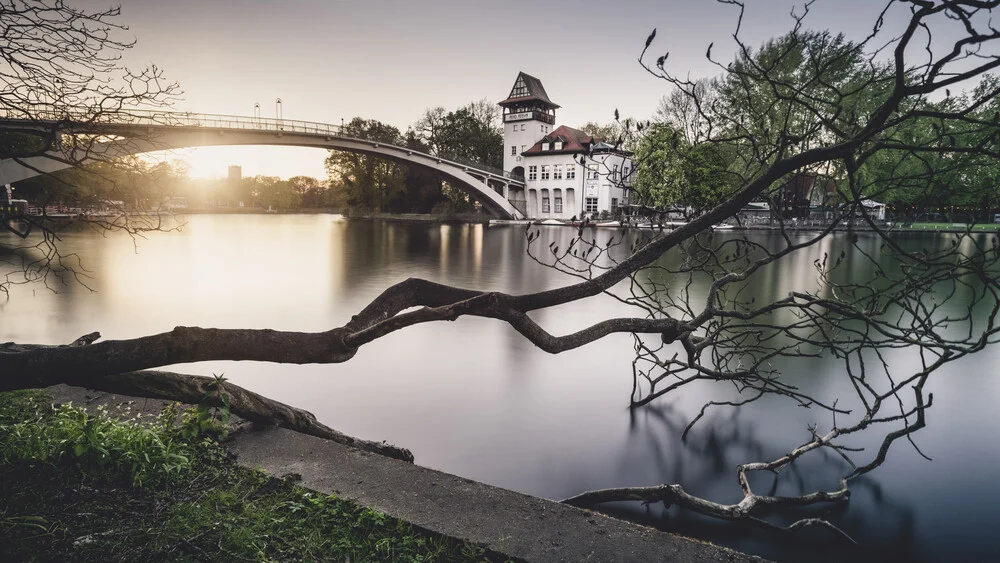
498 72 559 176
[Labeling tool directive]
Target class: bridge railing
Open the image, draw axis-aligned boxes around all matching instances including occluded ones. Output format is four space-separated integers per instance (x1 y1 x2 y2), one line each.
1 108 525 183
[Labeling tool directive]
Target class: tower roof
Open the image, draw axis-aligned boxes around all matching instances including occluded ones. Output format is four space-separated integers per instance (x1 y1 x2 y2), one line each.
499 72 560 109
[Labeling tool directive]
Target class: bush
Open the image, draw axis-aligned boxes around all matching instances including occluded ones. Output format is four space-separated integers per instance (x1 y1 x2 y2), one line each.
0 401 194 488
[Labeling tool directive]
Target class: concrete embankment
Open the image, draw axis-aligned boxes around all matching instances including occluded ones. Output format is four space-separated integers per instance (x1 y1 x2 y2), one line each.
47 384 767 563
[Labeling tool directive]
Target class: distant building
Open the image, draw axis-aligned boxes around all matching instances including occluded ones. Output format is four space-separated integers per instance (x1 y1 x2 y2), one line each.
228 165 242 186
500 72 632 219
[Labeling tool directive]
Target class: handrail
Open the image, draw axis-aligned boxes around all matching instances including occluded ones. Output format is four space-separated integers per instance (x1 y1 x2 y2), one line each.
0 108 526 183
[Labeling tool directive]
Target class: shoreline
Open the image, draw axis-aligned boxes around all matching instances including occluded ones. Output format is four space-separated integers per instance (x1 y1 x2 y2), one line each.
41 384 768 563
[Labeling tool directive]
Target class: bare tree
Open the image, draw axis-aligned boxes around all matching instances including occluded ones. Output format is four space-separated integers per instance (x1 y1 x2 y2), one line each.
1 0 180 294
4 0 1000 544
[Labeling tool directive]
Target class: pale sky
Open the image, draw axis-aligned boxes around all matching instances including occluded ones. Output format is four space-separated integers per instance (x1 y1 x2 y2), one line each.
103 0 908 179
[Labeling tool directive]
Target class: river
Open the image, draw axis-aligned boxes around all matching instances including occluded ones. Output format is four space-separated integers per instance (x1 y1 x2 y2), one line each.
2 213 998 562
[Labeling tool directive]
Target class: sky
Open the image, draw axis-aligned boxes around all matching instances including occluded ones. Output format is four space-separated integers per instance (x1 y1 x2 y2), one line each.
99 0 910 180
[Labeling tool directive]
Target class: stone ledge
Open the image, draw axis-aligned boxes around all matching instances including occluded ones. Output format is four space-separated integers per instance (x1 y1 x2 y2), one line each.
229 426 768 563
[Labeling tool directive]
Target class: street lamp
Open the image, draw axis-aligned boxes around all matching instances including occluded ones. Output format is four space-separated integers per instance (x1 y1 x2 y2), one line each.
275 98 283 121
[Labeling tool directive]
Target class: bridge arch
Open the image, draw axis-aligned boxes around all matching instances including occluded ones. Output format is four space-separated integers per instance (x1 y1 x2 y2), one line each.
0 115 525 219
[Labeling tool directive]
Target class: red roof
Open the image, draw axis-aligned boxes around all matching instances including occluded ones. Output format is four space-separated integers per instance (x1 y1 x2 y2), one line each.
522 125 595 156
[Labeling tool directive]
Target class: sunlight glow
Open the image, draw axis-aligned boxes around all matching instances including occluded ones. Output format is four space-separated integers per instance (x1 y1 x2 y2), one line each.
146 146 329 180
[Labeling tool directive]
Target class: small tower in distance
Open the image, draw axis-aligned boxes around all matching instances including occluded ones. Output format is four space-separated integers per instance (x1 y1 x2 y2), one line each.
498 72 559 175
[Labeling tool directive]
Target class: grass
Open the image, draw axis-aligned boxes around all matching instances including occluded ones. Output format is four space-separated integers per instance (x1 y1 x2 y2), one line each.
892 222 1000 231
0 390 503 562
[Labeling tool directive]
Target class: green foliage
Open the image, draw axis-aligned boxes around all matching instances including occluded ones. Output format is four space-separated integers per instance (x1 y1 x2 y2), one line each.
0 390 497 562
326 104 503 214
0 399 192 489
718 30 886 161
415 99 504 169
632 123 737 211
647 28 1000 217
326 118 408 212
176 374 231 440
854 82 1000 215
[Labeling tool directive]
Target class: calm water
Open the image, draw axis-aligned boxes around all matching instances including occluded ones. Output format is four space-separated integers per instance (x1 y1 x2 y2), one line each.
2 214 999 562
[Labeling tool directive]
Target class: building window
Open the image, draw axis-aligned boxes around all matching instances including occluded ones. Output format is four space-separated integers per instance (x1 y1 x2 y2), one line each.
585 197 599 214
612 197 618 209
554 196 563 213
553 165 562 180
520 124 526 131
542 195 551 213
521 145 526 153
541 165 550 180
528 165 537 180
511 146 517 156
566 165 576 179
587 165 599 179
554 141 563 150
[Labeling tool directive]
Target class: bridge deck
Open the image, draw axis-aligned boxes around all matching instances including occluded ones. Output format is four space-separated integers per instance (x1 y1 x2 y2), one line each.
1 110 525 186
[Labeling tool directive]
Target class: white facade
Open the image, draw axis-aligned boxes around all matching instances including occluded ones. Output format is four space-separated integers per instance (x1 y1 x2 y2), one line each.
520 151 632 220
503 119 552 175
522 153 580 219
499 73 632 220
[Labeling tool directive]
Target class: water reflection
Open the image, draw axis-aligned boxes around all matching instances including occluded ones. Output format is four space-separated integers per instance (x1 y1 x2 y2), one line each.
2 215 999 562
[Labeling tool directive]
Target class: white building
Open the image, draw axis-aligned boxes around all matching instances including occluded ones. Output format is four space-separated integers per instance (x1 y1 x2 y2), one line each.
499 72 633 220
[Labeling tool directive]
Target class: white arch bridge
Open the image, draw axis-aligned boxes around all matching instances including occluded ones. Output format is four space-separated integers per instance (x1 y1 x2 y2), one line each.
0 111 527 219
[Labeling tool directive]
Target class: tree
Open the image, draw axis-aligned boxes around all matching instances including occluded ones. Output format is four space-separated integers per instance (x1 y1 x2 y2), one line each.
580 119 643 152
1 0 179 294
325 118 407 212
6 0 1000 545
631 122 738 213
288 175 320 195
413 99 503 169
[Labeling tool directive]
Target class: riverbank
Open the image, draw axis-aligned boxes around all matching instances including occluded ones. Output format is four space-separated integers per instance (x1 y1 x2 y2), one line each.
2 385 768 562
492 217 1000 235
0 388 501 562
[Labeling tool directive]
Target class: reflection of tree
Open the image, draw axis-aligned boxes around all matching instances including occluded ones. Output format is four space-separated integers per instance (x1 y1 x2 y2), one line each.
611 405 919 562
539 1 1000 540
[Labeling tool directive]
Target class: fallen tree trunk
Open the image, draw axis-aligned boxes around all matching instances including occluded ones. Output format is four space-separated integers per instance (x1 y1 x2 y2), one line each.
87 370 414 463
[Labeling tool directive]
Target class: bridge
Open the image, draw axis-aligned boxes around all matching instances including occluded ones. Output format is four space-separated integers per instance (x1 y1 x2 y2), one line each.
0 111 527 219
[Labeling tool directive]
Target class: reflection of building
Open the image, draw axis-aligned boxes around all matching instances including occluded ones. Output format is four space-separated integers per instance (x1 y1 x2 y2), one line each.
500 72 632 220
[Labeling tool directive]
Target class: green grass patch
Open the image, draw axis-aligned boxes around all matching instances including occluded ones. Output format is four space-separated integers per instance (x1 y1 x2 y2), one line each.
893 222 1000 231
0 391 502 562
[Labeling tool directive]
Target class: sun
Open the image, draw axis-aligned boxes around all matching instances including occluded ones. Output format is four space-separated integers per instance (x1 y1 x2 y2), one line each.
145 146 329 180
